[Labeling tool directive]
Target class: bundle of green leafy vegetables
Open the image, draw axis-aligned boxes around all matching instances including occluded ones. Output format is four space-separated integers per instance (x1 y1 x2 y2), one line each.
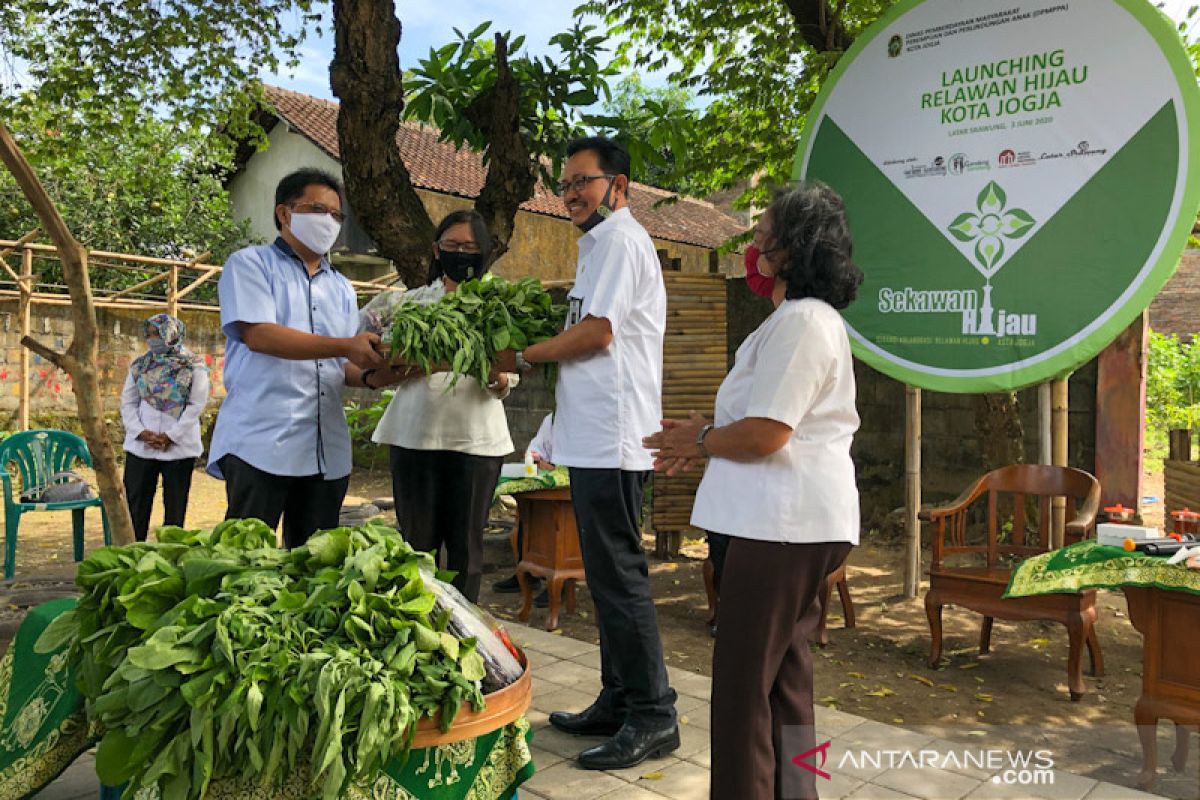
387 276 565 384
35 519 502 800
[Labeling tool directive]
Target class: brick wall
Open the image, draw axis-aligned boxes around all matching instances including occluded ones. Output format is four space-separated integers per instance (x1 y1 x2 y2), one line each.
1148 249 1200 340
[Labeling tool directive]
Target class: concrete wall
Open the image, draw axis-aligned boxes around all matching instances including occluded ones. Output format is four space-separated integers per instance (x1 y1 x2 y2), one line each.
227 123 742 285
0 303 227 424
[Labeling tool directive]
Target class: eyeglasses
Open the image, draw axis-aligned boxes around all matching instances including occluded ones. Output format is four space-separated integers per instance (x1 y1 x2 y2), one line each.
290 202 346 224
752 228 781 255
555 174 616 196
437 239 481 254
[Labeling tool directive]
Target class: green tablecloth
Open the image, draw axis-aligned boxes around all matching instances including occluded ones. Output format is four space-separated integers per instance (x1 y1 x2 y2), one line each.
1005 539 1200 598
493 466 570 502
0 600 534 800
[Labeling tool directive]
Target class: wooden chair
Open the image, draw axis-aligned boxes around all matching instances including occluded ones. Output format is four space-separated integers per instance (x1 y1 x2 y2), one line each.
704 554 855 644
922 464 1103 700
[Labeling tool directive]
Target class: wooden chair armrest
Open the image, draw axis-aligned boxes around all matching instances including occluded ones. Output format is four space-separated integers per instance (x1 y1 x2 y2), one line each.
1064 478 1101 540
919 474 990 522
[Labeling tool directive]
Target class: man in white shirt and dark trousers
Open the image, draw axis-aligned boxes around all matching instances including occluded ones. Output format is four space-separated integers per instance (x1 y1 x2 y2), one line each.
513 137 678 769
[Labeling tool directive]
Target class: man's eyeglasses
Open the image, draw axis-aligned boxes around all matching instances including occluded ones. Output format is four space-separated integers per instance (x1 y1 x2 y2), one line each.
290 202 346 224
555 174 616 196
437 239 481 254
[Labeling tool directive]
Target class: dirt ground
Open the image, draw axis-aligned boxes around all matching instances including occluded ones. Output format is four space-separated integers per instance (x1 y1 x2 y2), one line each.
3 461 1196 798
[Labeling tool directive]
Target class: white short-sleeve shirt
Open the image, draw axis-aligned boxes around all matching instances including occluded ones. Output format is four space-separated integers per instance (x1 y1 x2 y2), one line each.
691 298 860 544
551 208 666 471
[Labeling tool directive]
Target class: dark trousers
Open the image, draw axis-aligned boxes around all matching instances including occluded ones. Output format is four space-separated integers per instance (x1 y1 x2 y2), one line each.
219 454 350 549
707 531 731 593
123 452 195 542
569 467 676 731
390 446 503 603
711 538 853 800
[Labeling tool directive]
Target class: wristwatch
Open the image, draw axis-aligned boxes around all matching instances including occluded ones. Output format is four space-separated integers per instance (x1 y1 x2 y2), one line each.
515 350 531 372
696 423 715 457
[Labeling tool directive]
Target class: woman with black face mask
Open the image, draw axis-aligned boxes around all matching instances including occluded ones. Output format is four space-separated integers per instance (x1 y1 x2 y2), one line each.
362 210 517 603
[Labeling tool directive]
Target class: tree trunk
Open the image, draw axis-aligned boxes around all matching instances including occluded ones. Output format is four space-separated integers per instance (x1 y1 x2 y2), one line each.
330 0 433 287
463 34 538 266
974 392 1026 472
780 0 853 52
0 123 137 546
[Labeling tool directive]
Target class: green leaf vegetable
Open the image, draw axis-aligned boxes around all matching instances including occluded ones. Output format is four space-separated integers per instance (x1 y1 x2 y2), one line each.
36 519 496 800
388 276 566 386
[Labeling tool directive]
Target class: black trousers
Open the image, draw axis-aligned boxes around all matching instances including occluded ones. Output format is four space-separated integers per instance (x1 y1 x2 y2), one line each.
219 454 350 549
569 467 677 731
122 452 195 542
390 446 503 603
707 531 731 593
711 538 853 800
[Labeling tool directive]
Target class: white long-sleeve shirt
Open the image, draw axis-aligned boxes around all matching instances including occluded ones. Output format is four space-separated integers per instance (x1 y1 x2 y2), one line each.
120 367 210 460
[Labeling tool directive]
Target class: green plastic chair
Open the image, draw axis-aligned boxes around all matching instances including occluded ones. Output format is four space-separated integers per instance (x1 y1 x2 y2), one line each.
0 429 111 579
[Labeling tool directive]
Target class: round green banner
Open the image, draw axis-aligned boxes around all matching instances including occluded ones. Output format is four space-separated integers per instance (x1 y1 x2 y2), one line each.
794 0 1200 392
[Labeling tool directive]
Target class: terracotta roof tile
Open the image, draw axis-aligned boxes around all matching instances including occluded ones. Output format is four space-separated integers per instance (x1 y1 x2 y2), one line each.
262 84 746 250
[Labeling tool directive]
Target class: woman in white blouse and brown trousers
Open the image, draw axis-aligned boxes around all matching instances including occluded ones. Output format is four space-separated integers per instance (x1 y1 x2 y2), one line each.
645 184 863 800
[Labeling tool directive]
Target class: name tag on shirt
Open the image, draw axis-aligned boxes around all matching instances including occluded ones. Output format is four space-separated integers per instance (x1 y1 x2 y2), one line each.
567 295 584 328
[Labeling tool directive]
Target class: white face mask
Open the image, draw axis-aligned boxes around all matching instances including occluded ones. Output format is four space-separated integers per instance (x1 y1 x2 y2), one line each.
288 211 342 255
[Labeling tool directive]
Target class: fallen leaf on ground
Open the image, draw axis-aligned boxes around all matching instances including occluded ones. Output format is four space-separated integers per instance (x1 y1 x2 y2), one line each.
975 692 994 702
909 674 935 687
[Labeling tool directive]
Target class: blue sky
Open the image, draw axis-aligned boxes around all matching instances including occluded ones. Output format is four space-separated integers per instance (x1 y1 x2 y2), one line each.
270 0 616 101
266 0 1199 103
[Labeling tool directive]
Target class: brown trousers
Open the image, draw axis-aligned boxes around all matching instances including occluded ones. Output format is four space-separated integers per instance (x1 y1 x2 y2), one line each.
711 537 853 800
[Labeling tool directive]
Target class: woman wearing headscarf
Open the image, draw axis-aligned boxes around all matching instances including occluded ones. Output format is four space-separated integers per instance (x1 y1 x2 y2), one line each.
120 313 210 541
644 183 863 800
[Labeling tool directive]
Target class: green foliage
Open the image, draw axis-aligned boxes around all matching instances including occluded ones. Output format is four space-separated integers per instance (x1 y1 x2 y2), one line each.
405 21 623 183
0 0 318 147
1147 329 1200 434
388 277 566 385
36 519 490 800
575 0 896 212
593 73 699 193
0 103 253 297
345 391 395 470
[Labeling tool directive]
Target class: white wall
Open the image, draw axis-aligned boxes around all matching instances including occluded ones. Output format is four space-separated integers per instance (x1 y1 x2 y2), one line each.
227 121 344 243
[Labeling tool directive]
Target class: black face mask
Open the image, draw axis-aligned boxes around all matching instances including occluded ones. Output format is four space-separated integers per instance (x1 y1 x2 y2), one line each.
576 178 617 233
437 251 484 283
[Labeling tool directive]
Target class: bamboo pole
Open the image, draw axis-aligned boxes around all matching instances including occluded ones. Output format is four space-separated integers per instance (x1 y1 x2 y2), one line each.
166 262 179 317
18 246 32 431
1051 378 1069 548
105 269 172 303
1039 382 1052 465
0 122 137 546
904 385 922 599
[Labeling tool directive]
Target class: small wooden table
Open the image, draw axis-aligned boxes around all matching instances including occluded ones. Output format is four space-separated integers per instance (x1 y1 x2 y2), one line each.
513 487 585 631
1124 585 1200 790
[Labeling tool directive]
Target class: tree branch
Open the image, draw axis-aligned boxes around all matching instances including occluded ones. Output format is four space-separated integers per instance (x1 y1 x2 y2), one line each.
463 33 538 265
20 335 71 372
0 122 136 545
330 0 434 287
779 0 853 52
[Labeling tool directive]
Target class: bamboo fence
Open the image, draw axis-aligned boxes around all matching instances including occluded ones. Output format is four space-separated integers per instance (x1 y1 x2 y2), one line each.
652 270 727 557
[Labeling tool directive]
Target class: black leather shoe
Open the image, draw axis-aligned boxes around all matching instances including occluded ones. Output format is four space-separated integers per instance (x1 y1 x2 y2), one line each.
493 575 543 594
549 702 625 737
577 723 680 770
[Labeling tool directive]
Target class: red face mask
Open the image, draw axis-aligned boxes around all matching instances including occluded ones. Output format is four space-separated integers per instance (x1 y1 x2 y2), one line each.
744 245 775 298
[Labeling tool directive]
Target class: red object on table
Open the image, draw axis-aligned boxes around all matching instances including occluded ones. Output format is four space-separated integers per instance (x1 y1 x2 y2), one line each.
1170 507 1200 537
1124 586 1200 791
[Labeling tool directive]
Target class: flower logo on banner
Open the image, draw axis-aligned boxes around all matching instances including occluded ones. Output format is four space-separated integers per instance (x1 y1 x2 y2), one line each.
947 181 1036 279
